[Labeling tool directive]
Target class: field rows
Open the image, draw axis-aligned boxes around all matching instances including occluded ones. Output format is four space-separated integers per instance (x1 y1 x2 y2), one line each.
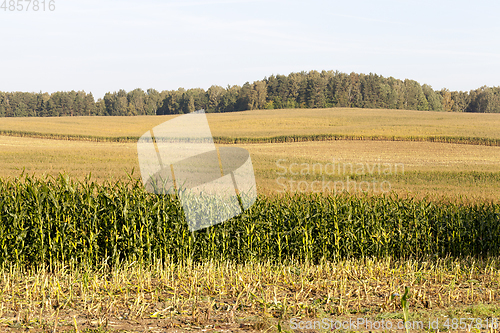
3 129 500 147
1 175 500 267
2 136 500 201
2 108 500 139
2 109 500 332
1 257 500 332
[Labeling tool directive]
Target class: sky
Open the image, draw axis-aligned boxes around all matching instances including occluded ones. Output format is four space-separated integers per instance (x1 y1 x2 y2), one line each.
1 0 499 99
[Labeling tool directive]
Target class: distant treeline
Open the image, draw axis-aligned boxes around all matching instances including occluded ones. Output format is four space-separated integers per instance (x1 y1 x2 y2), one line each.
1 70 500 117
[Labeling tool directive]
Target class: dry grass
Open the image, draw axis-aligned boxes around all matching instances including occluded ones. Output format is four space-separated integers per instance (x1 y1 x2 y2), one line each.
0 115 172 138
241 140 500 201
208 108 500 140
3 136 499 201
2 108 500 139
1 258 500 332
0 136 139 182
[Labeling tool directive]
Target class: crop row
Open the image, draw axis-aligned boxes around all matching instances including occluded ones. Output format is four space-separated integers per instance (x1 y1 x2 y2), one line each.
0 174 499 267
2 129 500 146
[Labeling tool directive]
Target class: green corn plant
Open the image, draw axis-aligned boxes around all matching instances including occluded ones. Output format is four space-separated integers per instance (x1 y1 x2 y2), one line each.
391 287 410 333
401 287 410 333
0 174 500 267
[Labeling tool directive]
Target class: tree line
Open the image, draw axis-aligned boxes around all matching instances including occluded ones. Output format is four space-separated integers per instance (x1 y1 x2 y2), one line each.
1 70 500 117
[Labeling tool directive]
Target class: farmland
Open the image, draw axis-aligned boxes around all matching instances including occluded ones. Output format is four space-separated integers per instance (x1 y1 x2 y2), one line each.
1 108 500 332
2 108 500 139
2 136 500 201
2 108 500 201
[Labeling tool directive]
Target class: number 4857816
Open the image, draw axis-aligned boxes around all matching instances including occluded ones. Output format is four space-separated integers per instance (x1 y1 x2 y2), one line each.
1 0 55 11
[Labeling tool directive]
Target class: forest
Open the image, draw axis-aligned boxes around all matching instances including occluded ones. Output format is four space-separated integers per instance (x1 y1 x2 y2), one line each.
1 70 499 117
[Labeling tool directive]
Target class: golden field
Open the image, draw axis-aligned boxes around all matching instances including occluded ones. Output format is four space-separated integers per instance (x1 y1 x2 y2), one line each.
0 108 500 201
1 107 500 201
1 107 500 139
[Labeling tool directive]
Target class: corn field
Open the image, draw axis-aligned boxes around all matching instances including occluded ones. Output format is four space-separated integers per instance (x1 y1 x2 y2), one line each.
1 174 500 267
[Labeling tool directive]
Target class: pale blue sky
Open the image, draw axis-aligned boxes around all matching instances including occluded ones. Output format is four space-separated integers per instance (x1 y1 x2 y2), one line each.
1 0 499 99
